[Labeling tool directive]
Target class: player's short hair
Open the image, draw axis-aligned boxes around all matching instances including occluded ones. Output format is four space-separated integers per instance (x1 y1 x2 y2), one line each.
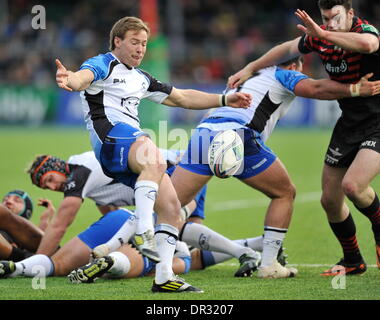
318 0 352 11
3 190 33 219
27 155 69 187
109 16 150 51
279 56 304 68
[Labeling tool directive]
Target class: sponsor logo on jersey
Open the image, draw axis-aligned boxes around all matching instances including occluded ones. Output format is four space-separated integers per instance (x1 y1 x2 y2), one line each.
65 180 76 191
121 96 140 109
113 78 126 84
328 147 342 157
325 60 348 74
361 24 379 35
361 140 377 148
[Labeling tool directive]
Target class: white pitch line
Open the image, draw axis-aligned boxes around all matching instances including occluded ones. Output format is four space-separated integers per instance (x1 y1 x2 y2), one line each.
222 262 378 268
210 191 322 212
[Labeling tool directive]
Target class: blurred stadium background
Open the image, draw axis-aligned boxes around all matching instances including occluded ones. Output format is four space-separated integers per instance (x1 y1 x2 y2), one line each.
0 0 379 130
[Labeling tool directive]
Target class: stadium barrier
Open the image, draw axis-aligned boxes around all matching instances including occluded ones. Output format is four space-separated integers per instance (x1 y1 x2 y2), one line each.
0 84 341 129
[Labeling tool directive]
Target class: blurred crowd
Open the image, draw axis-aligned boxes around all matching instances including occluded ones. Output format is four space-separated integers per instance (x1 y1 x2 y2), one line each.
0 0 379 87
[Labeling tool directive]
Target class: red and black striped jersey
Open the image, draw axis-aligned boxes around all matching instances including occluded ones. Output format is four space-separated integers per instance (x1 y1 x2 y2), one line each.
298 16 380 131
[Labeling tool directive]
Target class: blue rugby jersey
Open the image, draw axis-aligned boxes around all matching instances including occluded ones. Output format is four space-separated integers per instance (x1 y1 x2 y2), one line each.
204 66 308 142
79 52 173 144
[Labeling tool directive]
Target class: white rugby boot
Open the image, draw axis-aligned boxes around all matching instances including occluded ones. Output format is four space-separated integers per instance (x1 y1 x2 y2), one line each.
257 261 298 278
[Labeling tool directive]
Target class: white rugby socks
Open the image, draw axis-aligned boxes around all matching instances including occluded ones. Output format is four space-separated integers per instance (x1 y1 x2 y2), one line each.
11 254 54 277
134 180 158 235
180 222 252 258
260 227 287 268
154 223 178 284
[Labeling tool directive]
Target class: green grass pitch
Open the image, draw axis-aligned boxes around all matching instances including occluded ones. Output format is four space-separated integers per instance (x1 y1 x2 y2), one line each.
0 126 379 301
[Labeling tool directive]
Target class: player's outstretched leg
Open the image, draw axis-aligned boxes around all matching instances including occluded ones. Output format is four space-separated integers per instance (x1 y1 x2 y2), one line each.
0 260 15 278
68 256 114 283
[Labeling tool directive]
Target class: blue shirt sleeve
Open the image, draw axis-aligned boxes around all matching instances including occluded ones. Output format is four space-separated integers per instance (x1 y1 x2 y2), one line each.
275 67 308 92
79 54 114 82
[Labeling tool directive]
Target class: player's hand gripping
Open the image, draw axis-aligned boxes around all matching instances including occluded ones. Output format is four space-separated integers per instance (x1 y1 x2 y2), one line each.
226 92 252 109
227 66 253 89
355 73 380 97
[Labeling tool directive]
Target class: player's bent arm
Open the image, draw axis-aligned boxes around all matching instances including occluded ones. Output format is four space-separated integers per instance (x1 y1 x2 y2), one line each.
0 205 43 252
0 233 13 259
55 58 94 92
162 87 251 110
294 74 380 100
294 78 350 100
228 37 302 88
320 32 379 54
36 196 82 256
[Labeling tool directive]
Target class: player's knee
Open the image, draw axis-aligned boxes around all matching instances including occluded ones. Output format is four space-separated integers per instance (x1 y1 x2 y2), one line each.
287 182 297 200
320 193 338 212
341 178 360 200
139 162 167 182
145 162 167 177
275 181 296 201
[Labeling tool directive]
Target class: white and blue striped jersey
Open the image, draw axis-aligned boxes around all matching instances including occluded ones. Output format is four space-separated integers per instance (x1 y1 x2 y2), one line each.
79 52 173 145
206 66 308 142
64 149 180 207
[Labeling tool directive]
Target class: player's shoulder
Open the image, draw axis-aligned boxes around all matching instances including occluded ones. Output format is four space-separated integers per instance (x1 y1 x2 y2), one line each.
135 68 154 82
68 151 99 169
82 52 117 66
80 52 119 81
351 16 379 36
274 67 308 92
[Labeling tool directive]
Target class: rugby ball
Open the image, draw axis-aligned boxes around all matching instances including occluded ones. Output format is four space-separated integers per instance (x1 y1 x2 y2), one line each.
208 129 244 178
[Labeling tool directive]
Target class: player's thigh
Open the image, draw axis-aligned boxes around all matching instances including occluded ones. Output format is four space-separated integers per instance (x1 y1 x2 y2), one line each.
241 158 295 198
171 166 212 206
128 136 166 174
343 148 380 191
51 237 91 276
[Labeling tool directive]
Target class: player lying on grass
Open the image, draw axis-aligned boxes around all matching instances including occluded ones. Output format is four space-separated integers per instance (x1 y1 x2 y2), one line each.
27 150 261 277
170 56 380 279
0 190 51 261
0 207 284 282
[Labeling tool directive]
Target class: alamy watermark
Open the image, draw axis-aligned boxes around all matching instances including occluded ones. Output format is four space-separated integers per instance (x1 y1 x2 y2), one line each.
331 266 346 290
31 265 47 289
31 5 46 30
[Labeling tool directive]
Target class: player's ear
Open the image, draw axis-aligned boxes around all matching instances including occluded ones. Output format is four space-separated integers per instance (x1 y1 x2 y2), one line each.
348 8 354 18
289 63 297 71
114 36 122 49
